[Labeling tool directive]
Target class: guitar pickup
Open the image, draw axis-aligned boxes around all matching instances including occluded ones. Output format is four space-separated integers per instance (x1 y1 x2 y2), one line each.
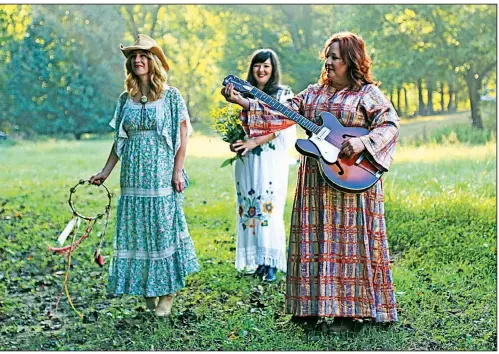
355 155 364 165
316 127 330 140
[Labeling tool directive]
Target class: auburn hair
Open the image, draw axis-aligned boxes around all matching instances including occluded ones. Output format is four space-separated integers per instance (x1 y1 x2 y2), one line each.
318 31 376 90
124 50 168 101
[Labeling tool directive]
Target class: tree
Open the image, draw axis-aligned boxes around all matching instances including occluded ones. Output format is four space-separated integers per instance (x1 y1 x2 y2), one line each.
446 5 496 128
0 5 32 132
5 5 125 138
118 4 226 121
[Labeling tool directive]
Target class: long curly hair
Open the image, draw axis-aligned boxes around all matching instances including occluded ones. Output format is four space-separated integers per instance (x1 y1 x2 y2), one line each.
124 50 168 101
318 32 376 90
245 49 281 97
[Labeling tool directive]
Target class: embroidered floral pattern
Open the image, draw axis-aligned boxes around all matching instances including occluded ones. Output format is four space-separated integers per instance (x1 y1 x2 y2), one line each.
237 182 275 235
262 202 273 214
250 141 276 156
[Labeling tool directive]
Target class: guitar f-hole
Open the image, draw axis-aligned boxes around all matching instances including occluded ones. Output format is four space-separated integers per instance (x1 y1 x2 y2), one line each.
342 134 356 139
333 161 344 175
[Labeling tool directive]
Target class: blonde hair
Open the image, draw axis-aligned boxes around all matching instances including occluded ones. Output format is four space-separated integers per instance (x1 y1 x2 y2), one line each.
124 50 168 101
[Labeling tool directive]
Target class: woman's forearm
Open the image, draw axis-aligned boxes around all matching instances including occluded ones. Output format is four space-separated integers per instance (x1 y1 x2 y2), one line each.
174 121 188 171
236 96 250 110
252 132 276 146
102 143 119 175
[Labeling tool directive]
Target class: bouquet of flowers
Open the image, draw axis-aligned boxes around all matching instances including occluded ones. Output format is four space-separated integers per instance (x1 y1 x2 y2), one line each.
211 104 247 168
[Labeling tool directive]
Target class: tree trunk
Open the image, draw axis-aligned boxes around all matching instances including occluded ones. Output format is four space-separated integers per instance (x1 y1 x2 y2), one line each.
465 71 484 129
447 83 455 112
417 79 426 116
184 90 196 122
397 85 402 116
426 79 434 115
439 81 445 113
403 87 409 117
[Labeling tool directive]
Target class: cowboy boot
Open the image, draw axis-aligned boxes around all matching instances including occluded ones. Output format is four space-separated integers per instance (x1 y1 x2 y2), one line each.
145 296 159 311
155 294 175 317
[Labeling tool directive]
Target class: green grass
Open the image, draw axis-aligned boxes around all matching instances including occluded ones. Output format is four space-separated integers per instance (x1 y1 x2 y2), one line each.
399 105 496 146
0 132 496 350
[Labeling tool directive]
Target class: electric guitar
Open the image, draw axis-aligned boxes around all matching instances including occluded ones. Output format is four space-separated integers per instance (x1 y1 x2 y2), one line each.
222 75 384 193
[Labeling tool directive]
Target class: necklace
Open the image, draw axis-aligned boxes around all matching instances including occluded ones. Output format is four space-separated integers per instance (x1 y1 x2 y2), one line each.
139 90 148 128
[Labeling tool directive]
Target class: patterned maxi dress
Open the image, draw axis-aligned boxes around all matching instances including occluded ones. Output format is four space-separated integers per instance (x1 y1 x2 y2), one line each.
107 86 199 297
234 86 295 273
240 83 399 322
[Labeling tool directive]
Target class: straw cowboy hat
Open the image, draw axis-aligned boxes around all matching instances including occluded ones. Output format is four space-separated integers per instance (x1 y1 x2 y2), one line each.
120 34 170 71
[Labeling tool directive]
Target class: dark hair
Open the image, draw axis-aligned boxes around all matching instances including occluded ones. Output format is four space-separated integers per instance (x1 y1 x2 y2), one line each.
318 31 376 90
245 49 281 97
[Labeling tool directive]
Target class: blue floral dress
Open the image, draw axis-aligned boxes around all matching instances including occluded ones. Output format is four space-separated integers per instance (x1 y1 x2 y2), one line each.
107 86 199 297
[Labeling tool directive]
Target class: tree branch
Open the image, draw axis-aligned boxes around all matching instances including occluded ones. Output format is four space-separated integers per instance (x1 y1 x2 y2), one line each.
279 5 302 53
123 5 138 38
149 5 163 38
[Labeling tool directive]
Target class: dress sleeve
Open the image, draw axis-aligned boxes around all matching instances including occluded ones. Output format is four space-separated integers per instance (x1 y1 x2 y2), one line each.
239 85 311 138
358 85 400 171
169 87 192 154
274 86 297 149
109 91 128 158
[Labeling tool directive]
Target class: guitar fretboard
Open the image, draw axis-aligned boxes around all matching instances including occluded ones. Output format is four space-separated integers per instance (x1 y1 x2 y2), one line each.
249 87 322 135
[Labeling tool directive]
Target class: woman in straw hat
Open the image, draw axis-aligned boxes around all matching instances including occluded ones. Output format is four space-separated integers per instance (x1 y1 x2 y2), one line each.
90 34 199 317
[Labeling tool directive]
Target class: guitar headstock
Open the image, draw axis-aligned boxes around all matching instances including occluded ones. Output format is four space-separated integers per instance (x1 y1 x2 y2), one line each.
222 75 254 94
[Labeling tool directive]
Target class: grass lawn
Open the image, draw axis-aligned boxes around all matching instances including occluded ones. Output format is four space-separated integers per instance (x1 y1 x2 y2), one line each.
0 131 496 350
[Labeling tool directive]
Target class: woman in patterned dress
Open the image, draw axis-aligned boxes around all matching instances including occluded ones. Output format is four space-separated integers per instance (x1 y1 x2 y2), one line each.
90 34 199 317
230 49 296 281
223 32 399 330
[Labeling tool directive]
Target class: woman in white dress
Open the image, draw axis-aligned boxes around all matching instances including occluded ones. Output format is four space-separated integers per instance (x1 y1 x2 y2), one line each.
230 49 296 282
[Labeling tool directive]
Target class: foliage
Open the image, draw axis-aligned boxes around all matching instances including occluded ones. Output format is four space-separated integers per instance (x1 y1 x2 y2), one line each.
0 124 496 350
0 4 496 133
0 5 32 132
402 125 496 147
116 4 227 121
1 5 125 139
211 104 246 168
398 110 496 147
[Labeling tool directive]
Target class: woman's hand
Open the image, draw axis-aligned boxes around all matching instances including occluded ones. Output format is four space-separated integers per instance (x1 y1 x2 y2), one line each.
221 83 250 110
172 168 185 192
89 171 109 185
221 83 240 104
339 137 365 159
231 139 258 156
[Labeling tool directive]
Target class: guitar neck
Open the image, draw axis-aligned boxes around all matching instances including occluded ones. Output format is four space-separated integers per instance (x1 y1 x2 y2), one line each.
249 87 322 134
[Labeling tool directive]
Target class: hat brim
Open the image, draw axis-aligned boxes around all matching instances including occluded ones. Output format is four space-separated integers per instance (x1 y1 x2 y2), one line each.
120 44 170 71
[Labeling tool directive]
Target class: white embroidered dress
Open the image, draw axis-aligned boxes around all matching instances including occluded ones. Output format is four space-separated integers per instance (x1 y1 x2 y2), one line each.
234 86 295 272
